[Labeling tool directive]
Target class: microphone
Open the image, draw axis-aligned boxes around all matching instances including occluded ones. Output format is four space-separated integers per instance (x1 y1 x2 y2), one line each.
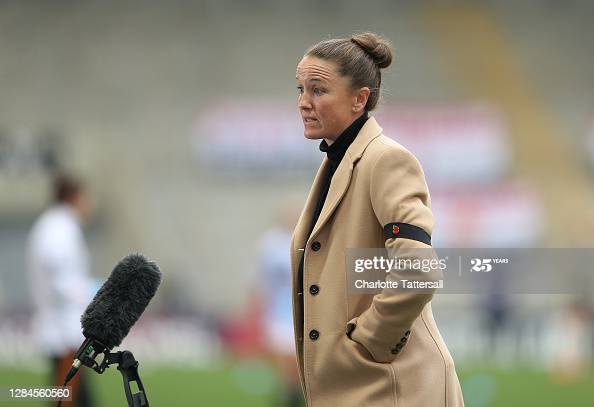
64 253 161 384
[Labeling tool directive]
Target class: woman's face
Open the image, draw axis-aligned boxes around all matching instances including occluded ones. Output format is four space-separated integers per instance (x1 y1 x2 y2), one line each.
296 56 364 142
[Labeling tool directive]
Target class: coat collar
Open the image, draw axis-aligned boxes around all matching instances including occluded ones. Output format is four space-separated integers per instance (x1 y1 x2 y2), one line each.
344 115 383 165
293 116 383 248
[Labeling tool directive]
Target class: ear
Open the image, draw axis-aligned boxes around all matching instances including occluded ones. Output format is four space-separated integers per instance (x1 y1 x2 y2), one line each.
352 87 371 113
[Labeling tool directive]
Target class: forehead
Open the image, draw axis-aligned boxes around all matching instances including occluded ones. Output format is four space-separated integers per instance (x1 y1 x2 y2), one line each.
295 56 339 82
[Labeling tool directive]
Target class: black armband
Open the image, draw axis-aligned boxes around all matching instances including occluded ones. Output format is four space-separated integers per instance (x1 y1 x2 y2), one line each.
383 222 431 246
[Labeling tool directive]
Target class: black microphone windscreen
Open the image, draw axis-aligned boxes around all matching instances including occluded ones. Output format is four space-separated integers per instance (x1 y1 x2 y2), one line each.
80 253 161 349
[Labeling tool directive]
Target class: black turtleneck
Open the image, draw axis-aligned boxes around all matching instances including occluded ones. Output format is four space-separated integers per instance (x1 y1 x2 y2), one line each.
296 111 369 336
319 111 369 165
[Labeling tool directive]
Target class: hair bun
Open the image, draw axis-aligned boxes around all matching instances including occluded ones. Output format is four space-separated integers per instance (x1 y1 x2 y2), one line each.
350 32 393 69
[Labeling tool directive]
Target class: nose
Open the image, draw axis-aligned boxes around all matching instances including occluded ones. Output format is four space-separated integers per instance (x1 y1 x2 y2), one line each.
298 92 312 110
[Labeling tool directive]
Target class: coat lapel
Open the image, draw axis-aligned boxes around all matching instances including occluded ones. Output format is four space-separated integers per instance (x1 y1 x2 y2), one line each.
309 158 352 240
305 116 384 243
292 159 330 250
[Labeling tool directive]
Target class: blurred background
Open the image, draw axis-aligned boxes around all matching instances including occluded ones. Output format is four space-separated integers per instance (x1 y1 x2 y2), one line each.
1 0 594 406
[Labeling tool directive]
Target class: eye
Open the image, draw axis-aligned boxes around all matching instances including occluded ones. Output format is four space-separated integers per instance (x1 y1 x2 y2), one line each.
296 85 304 94
313 87 325 96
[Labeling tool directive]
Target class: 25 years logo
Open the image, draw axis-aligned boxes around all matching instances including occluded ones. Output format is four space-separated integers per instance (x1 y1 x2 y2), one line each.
470 258 509 272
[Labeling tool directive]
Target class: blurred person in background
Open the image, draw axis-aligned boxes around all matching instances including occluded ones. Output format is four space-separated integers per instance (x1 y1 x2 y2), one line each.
481 270 512 362
26 173 95 407
547 299 594 383
291 32 464 406
258 202 304 407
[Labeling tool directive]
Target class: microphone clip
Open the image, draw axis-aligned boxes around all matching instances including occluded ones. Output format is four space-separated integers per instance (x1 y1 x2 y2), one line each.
71 338 148 406
75 338 109 372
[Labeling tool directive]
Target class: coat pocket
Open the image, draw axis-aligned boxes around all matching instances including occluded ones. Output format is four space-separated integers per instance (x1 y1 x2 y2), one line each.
310 332 397 407
345 333 385 364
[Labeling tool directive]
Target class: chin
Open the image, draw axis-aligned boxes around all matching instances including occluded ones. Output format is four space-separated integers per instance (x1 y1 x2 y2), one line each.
303 129 324 140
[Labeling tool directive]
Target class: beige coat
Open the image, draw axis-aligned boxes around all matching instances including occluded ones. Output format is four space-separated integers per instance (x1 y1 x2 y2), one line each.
290 116 465 406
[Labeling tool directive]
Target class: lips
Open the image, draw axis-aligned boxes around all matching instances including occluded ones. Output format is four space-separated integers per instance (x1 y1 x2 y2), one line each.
303 117 319 124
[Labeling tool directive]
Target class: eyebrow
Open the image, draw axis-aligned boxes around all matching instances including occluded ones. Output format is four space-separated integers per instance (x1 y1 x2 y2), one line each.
295 77 328 84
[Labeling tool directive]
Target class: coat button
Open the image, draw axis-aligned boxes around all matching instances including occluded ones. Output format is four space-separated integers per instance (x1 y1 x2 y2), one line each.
309 285 320 295
401 336 408 343
391 347 400 355
309 329 320 341
311 241 321 251
405 330 411 337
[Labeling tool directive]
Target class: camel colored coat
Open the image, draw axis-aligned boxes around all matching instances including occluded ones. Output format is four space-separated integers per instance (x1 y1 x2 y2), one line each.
290 116 465 407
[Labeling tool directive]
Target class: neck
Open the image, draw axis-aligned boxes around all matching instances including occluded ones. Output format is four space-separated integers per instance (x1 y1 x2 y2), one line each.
61 202 83 223
324 112 366 146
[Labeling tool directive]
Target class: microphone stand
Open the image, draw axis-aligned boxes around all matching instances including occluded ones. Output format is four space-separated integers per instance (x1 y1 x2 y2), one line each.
98 351 149 407
76 341 149 407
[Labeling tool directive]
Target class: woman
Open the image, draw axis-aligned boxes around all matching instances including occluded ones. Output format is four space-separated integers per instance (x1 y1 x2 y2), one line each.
291 32 465 406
